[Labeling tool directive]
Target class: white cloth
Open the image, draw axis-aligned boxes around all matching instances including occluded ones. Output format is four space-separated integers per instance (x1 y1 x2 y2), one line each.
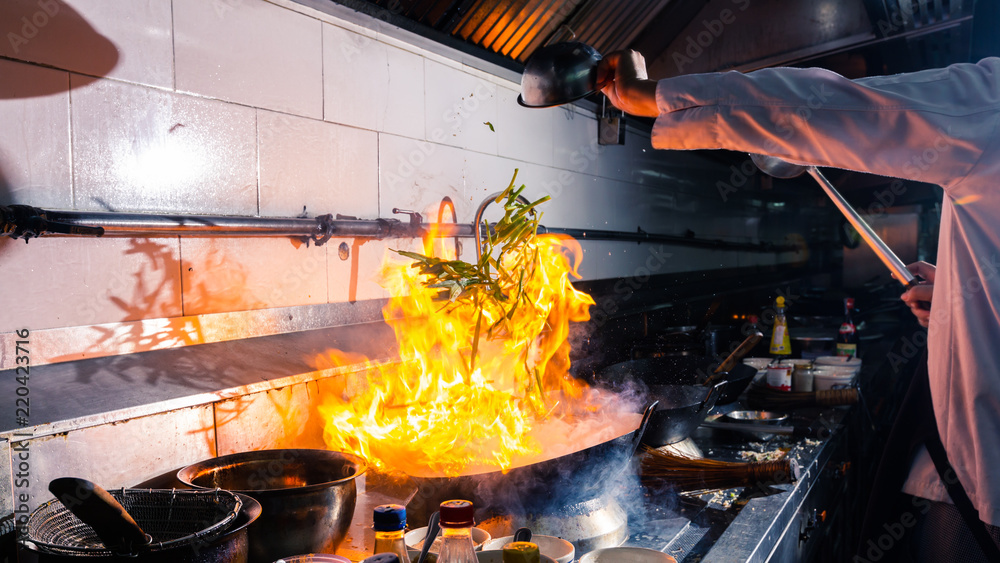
650 59 1000 526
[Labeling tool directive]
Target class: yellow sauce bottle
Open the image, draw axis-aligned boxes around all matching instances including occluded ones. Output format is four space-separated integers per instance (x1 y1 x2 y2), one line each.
769 296 792 356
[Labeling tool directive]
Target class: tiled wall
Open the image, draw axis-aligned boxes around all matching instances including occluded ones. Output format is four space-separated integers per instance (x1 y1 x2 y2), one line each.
0 0 804 338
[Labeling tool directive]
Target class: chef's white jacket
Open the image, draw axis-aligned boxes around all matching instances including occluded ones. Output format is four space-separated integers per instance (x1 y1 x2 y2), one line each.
651 58 1000 525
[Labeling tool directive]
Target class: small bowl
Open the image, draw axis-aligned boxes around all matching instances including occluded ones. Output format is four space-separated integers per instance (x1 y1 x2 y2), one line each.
405 527 492 553
477 550 557 563
723 410 788 424
482 535 574 563
579 547 677 563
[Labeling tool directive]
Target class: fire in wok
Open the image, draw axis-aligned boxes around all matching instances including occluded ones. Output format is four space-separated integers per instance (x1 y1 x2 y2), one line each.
315 172 642 481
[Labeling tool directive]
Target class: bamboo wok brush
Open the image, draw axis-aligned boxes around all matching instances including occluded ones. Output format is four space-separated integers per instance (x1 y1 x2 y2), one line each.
639 446 798 493
746 383 858 410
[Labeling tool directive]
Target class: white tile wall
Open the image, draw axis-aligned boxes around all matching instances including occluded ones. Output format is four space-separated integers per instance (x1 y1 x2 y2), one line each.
0 0 174 88
424 59 498 154
552 107 600 176
529 168 626 232
596 139 634 181
327 237 413 303
0 236 182 333
10 405 215 512
0 59 71 208
180 237 328 316
0 0 801 340
495 85 555 166
463 150 533 213
378 132 471 219
70 76 258 214
258 109 379 218
323 24 425 139
173 0 323 118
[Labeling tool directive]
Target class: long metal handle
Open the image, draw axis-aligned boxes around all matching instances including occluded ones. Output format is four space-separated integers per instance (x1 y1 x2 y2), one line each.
805 166 917 288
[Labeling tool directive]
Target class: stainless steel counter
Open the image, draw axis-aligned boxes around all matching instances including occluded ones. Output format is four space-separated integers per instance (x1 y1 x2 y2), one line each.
624 404 852 562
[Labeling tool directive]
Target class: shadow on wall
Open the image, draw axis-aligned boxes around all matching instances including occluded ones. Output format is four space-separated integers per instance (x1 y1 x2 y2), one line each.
0 0 119 98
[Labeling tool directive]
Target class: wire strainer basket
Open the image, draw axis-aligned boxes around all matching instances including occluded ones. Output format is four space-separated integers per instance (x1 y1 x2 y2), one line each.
26 488 242 556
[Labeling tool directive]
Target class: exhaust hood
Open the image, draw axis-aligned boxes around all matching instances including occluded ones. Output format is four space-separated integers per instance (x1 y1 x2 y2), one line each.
324 0 991 81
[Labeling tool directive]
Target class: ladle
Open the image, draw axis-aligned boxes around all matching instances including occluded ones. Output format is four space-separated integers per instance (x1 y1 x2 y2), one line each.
750 153 919 289
417 511 440 563
48 477 151 556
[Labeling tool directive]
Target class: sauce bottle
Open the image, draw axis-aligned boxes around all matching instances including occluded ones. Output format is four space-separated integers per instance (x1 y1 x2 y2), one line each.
836 297 858 358
436 500 477 563
373 504 411 563
769 296 792 356
502 542 541 563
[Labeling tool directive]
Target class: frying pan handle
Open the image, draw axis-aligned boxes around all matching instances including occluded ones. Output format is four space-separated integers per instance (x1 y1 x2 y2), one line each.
629 401 659 455
699 381 727 414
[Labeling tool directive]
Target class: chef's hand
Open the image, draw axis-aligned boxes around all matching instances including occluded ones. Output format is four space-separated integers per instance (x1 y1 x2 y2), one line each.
899 261 934 327
598 50 659 118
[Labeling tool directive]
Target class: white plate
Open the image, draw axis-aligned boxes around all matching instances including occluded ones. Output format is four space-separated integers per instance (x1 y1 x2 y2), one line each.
481 535 574 563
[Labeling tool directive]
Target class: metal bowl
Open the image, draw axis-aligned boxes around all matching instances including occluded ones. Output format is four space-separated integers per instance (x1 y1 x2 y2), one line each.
519 42 605 108
177 449 366 563
723 410 788 424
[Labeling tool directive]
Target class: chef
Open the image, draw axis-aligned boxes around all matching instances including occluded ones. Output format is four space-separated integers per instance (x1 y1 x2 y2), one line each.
597 51 1000 562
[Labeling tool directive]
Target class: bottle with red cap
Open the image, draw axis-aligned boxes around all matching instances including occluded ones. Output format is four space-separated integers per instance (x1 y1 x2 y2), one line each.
436 500 477 563
836 297 858 358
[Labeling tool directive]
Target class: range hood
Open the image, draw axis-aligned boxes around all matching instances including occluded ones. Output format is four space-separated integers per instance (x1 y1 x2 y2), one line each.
326 0 992 80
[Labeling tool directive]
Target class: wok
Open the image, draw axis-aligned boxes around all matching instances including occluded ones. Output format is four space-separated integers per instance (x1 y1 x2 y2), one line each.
405 403 657 525
597 356 756 405
641 382 725 447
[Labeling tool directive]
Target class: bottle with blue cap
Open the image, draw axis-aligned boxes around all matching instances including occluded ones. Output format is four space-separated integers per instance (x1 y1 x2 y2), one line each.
373 504 411 563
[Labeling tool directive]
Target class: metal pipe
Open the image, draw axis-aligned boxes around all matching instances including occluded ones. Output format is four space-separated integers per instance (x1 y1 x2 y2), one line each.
537 226 798 252
2 205 797 253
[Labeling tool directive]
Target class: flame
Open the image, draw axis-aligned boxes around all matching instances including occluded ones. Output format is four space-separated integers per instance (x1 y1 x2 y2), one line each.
318 193 599 477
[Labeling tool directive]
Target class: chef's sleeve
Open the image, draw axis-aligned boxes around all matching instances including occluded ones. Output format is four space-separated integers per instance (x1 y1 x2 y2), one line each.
651 58 1000 191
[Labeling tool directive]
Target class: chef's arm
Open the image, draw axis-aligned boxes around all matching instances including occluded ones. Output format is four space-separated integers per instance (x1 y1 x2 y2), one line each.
602 51 1000 189
598 51 658 118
